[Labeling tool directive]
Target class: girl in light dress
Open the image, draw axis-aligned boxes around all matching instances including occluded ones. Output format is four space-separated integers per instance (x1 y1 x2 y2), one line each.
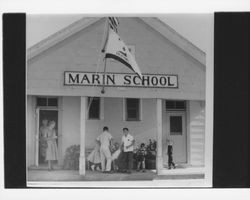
87 141 101 171
45 120 58 171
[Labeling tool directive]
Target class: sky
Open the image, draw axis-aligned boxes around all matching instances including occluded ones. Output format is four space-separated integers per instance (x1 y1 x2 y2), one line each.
26 14 212 53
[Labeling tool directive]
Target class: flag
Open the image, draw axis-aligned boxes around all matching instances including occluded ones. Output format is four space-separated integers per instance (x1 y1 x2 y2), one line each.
104 27 142 78
108 17 119 33
101 17 119 52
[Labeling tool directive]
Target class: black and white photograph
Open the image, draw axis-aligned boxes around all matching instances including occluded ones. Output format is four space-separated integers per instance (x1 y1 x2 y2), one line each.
25 14 213 187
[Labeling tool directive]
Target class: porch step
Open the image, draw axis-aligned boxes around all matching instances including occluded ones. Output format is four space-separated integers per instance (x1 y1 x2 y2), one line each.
158 166 205 176
28 165 63 170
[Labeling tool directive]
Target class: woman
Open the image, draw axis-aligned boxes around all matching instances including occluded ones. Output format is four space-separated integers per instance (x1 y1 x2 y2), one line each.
39 119 48 163
87 141 101 171
45 120 58 171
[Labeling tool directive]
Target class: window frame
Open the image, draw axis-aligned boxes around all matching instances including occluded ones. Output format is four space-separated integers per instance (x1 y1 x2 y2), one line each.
169 115 183 135
87 97 101 120
165 100 186 111
124 98 141 121
36 97 58 108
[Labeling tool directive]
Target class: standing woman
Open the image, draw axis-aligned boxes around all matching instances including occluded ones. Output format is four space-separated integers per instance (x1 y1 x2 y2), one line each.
39 119 48 163
45 120 59 171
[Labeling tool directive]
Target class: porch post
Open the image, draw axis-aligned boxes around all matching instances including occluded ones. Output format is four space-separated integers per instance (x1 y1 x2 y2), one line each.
156 98 163 174
79 96 86 175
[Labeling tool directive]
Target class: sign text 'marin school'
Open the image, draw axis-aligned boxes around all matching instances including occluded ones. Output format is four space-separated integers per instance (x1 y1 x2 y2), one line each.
64 72 178 88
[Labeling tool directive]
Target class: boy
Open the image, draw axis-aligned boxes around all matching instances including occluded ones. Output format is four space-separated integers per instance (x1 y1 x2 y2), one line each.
121 127 135 174
136 143 147 172
167 139 176 169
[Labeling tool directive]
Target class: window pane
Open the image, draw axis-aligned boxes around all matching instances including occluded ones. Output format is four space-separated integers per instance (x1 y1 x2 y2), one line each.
48 98 58 106
170 116 182 135
166 101 175 109
127 109 138 119
126 98 140 121
88 97 100 119
127 98 139 108
176 101 186 109
166 100 186 110
37 98 47 106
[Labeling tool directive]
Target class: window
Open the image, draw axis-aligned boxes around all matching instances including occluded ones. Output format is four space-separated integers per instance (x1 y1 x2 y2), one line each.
88 97 100 120
165 100 186 110
37 97 58 107
125 98 140 121
170 116 183 135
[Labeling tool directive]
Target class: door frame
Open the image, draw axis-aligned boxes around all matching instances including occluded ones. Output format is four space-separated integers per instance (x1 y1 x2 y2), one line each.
166 111 187 164
35 107 59 166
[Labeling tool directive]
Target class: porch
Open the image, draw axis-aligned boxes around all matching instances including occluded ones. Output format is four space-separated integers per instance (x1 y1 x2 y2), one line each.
27 168 205 182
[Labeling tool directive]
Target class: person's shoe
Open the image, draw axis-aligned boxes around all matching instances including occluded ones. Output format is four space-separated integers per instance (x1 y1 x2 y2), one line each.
104 171 113 174
126 170 132 174
142 169 146 172
136 169 140 172
96 166 101 171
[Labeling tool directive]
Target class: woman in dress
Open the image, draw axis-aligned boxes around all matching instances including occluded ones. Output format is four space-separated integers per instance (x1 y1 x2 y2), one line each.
87 140 101 171
45 120 58 171
39 119 48 163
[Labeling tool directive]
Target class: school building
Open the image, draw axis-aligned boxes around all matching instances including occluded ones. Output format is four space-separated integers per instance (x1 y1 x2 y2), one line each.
26 17 206 175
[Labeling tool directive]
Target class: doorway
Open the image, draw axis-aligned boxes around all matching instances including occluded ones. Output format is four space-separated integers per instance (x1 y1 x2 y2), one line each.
165 112 187 164
37 109 58 165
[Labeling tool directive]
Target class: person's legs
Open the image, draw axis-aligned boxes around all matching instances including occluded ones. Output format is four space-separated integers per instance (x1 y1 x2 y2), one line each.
122 152 128 172
100 147 106 171
142 158 146 172
103 147 112 171
127 151 133 173
168 154 171 169
48 160 51 170
137 160 141 171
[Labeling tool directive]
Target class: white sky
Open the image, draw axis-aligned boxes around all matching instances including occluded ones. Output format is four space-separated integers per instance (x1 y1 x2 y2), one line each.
26 14 212 53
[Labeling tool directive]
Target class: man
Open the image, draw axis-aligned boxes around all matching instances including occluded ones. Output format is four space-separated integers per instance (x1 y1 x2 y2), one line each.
121 127 135 173
96 126 113 173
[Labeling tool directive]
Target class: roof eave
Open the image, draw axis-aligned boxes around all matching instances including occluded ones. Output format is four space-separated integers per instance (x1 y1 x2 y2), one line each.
27 17 102 60
140 17 206 66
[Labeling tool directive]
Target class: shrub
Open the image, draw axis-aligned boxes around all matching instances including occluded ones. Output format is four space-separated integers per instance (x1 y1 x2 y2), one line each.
63 145 80 170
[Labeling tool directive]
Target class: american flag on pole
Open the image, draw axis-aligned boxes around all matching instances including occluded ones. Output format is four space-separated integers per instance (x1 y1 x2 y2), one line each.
108 17 119 33
103 17 142 78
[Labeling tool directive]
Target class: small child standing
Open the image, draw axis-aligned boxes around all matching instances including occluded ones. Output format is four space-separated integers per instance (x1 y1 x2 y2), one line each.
167 139 176 169
136 143 147 172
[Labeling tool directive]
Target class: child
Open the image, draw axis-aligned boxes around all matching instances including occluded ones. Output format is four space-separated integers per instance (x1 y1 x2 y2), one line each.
87 142 101 171
111 142 121 172
166 139 176 169
136 143 147 172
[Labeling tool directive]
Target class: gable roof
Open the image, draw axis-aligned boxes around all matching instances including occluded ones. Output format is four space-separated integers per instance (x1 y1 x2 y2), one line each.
27 17 206 65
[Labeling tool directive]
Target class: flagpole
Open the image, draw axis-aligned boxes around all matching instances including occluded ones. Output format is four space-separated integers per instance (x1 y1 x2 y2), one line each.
101 17 110 94
101 57 107 94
